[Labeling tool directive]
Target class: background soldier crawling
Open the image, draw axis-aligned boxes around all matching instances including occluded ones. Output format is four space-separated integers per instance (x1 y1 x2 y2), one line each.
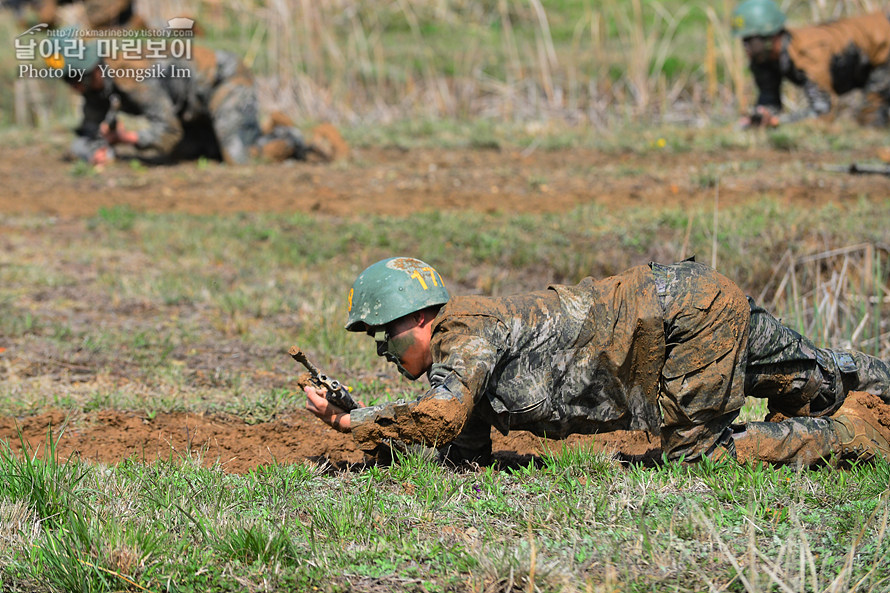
304 257 890 467
732 0 890 127
47 28 340 166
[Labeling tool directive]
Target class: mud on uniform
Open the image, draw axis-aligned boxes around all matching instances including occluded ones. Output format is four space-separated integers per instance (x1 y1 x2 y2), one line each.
72 46 308 164
751 12 890 125
350 261 890 464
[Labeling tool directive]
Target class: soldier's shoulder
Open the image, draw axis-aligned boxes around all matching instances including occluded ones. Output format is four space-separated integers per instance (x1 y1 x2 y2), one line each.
439 295 497 317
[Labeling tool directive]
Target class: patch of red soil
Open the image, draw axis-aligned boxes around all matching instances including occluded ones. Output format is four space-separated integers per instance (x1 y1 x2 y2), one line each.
0 409 658 473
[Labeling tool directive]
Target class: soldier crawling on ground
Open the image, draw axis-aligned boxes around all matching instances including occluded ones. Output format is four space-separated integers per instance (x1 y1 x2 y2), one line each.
731 0 890 128
46 28 336 166
303 257 890 467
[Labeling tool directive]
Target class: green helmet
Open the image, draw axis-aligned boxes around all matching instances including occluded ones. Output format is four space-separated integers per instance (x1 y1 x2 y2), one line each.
731 0 786 37
44 26 101 74
345 257 450 332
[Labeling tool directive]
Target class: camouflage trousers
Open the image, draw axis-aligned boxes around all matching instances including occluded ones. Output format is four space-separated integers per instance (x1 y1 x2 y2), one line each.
653 261 750 462
734 298 890 464
745 299 890 415
654 261 890 464
190 70 308 165
731 417 840 466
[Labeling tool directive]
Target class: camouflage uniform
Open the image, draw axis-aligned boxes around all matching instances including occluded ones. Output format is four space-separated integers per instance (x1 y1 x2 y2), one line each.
350 261 890 465
750 12 890 125
72 45 308 164
738 298 890 463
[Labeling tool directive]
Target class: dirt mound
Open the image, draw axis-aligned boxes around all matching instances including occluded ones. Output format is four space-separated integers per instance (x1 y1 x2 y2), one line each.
0 409 659 473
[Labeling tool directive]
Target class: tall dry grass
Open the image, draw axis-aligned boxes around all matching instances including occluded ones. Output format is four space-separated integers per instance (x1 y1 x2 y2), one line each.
7 0 881 127
758 243 890 358
126 0 879 126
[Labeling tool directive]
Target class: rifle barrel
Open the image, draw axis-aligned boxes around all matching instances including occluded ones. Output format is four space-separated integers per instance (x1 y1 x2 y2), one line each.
288 345 321 377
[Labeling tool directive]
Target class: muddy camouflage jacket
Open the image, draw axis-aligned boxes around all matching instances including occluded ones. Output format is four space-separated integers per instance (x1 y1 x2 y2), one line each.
352 261 890 464
751 13 890 122
77 46 251 155
350 265 668 452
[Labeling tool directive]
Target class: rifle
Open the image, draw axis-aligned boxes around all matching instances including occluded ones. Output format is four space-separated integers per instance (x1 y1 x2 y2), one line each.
822 162 890 176
288 346 360 412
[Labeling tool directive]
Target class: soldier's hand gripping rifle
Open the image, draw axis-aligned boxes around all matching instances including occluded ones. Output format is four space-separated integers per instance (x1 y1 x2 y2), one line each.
288 346 360 412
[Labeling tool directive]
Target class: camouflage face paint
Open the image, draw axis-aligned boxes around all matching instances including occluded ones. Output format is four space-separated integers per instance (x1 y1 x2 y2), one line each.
373 329 421 380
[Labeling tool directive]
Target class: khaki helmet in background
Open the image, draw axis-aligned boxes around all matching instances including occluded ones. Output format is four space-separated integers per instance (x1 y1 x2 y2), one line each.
345 257 450 332
731 0 786 38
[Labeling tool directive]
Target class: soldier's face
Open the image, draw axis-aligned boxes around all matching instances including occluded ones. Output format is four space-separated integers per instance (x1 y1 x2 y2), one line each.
371 313 432 380
742 35 776 64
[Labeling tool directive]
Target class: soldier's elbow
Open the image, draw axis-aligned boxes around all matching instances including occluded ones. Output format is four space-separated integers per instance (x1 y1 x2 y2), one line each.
412 397 471 446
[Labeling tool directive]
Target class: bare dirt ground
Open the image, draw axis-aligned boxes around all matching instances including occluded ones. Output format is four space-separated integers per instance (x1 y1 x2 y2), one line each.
1 140 887 472
0 409 659 473
0 142 887 218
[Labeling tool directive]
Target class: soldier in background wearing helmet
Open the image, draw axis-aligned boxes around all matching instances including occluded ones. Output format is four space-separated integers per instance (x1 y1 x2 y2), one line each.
47 28 328 166
731 0 890 127
305 257 890 467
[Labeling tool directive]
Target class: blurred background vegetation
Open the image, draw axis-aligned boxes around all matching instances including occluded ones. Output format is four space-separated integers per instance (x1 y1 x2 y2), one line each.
1 0 884 129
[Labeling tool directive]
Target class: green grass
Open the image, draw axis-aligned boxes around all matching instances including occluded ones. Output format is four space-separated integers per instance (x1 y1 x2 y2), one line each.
1 191 890 591
0 443 887 592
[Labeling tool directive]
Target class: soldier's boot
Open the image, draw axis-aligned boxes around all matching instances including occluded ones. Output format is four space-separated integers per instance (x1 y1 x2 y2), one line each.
255 126 310 162
829 392 890 463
